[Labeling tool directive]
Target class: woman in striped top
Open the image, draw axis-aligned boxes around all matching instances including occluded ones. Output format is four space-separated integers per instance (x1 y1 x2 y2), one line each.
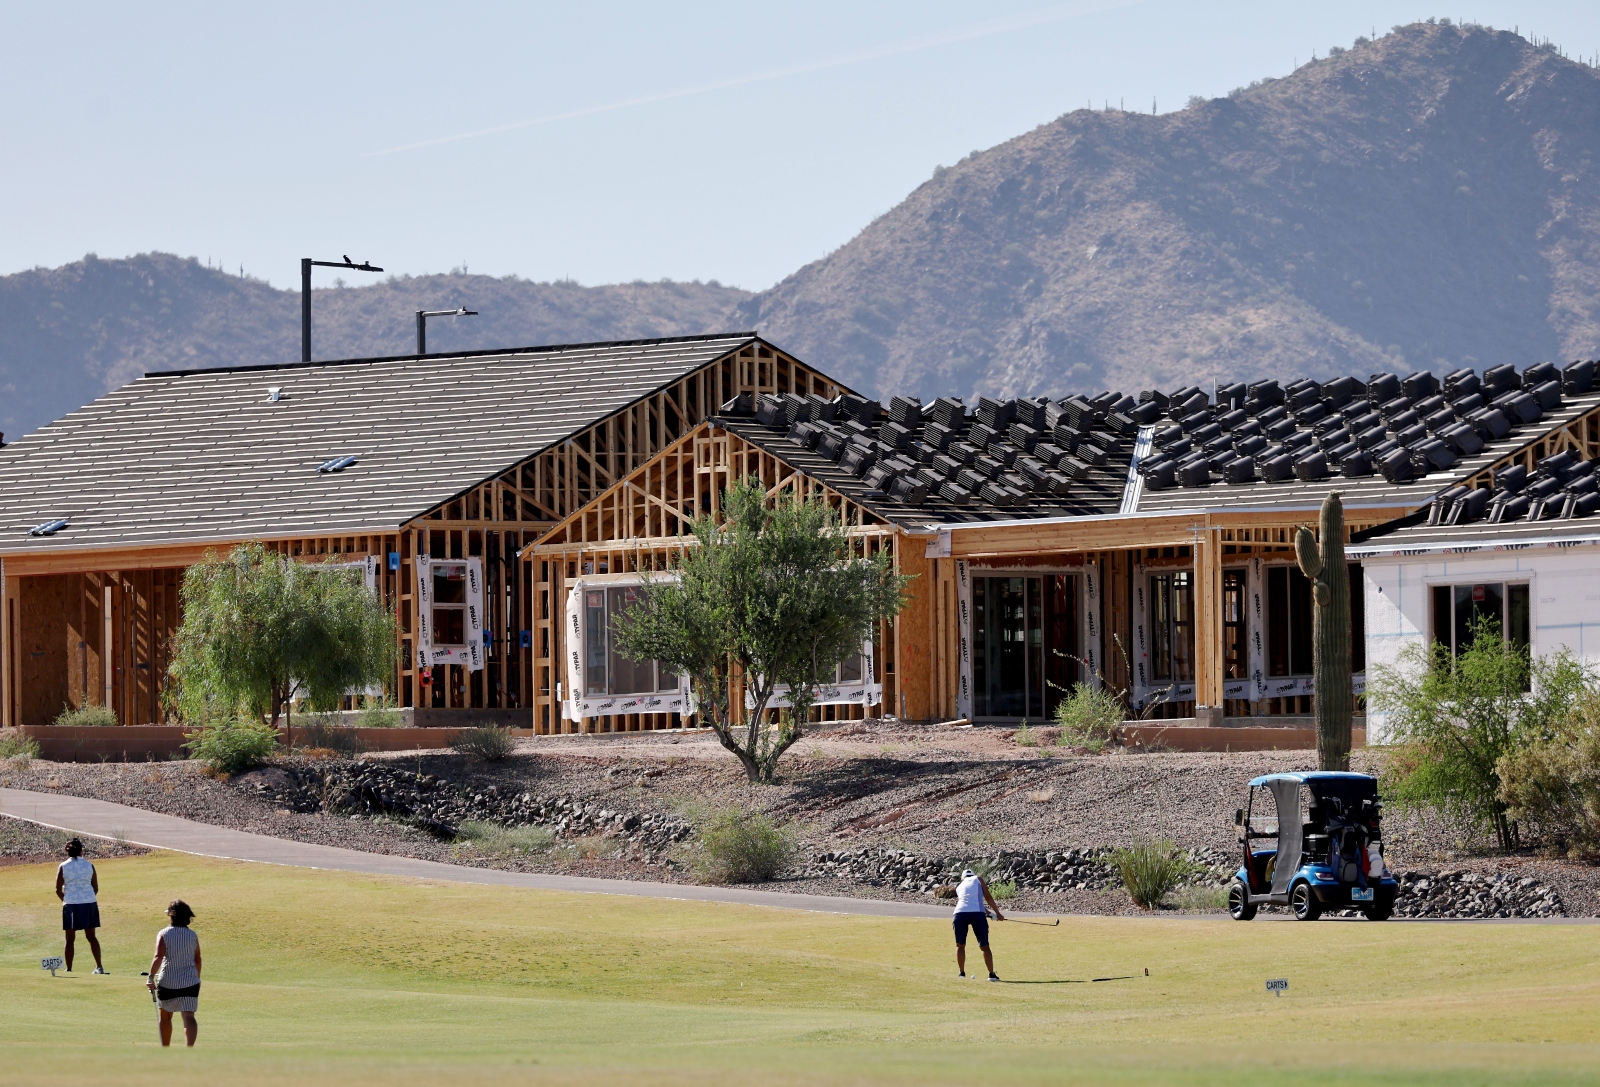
146 900 202 1047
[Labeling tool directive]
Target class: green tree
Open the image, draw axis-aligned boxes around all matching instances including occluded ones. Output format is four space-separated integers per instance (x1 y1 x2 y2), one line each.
1367 618 1592 851
168 542 396 730
614 478 909 783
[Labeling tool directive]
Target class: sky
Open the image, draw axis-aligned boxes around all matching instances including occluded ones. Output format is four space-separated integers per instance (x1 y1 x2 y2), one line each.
4 2 1599 292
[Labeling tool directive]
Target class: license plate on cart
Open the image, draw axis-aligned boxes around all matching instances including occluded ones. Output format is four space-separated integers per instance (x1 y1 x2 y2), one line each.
1351 888 1374 902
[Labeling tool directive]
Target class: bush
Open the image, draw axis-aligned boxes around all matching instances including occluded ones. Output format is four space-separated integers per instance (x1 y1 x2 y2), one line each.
452 725 516 762
293 716 366 756
454 820 555 856
1054 683 1124 751
53 705 118 727
183 719 280 775
1108 839 1192 910
691 807 796 883
355 699 403 728
987 878 1018 901
1498 691 1600 860
1368 619 1595 850
0 729 41 763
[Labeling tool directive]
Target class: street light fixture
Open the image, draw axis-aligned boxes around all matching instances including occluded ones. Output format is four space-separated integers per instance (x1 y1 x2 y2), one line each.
301 256 383 362
416 307 478 355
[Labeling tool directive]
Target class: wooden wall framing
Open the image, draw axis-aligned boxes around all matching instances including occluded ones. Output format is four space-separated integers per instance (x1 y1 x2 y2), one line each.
525 424 892 734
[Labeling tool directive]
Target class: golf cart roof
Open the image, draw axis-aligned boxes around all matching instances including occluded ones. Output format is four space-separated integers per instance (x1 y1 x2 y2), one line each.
1247 772 1377 788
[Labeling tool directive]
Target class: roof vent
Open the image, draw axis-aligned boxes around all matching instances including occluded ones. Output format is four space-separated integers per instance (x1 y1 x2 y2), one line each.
29 518 69 537
316 456 359 473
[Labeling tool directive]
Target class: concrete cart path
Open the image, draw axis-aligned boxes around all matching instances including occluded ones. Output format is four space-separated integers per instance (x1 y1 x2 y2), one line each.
0 788 951 919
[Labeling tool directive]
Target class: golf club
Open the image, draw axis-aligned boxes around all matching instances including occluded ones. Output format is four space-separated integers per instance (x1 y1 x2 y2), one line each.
1005 917 1060 927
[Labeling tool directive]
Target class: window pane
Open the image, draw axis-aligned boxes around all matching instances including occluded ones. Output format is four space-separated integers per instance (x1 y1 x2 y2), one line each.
976 577 1029 716
1043 574 1078 717
1267 567 1290 676
1172 571 1194 682
1222 569 1247 679
606 587 654 694
1431 585 1452 654
584 590 607 695
1455 583 1503 653
1507 584 1531 650
1288 566 1313 675
433 607 465 646
432 563 467 604
1348 563 1366 674
1026 576 1044 718
838 653 863 683
1151 574 1173 681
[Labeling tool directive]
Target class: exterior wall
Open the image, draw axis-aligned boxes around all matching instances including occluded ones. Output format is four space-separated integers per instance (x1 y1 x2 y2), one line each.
1362 544 1600 741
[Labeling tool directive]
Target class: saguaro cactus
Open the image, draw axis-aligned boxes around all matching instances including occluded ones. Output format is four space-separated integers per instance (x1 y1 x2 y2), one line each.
1295 491 1352 771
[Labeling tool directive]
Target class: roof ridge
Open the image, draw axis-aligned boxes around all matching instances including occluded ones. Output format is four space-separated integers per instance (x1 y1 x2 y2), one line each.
142 331 760 380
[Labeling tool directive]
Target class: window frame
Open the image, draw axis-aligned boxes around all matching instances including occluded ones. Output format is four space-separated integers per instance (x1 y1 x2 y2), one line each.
562 573 693 721
1427 578 1533 658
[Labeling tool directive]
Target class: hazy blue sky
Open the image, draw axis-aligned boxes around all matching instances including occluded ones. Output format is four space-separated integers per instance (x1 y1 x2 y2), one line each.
4 2 1598 291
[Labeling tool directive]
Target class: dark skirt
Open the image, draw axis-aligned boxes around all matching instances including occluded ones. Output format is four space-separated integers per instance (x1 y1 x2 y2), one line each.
62 902 100 931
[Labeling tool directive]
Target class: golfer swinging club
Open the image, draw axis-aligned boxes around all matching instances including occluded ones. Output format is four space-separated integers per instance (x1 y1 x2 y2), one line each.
55 838 105 974
953 867 1003 981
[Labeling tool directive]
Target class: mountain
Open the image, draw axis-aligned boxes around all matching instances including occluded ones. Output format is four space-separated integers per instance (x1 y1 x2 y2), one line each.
741 21 1600 403
7 22 1600 437
0 253 747 439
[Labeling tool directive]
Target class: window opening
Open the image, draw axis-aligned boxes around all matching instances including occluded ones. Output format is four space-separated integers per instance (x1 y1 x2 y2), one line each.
1266 565 1313 676
1430 582 1531 657
972 574 1079 718
1149 571 1193 682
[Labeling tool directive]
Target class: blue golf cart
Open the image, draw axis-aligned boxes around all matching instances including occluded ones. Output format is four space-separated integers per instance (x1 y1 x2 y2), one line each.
1227 772 1399 922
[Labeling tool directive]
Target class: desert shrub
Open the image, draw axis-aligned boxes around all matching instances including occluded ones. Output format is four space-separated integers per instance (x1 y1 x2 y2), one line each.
1170 884 1228 912
0 729 42 763
1368 619 1595 850
1054 683 1124 751
183 718 280 775
987 878 1018 901
1013 721 1037 747
452 725 515 762
1498 691 1600 860
53 705 118 727
1108 838 1193 910
454 820 555 856
355 699 403 728
294 716 366 756
691 807 796 883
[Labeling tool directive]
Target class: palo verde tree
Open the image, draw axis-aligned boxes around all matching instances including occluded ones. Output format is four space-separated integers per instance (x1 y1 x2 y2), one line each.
168 541 397 730
613 478 909 784
1295 491 1353 771
1368 617 1591 851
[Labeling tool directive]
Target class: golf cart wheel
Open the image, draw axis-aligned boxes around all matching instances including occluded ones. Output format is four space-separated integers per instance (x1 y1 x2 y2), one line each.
1227 879 1257 921
1363 903 1393 922
1290 882 1322 922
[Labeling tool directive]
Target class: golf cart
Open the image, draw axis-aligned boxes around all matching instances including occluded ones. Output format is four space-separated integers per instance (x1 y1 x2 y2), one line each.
1228 772 1398 922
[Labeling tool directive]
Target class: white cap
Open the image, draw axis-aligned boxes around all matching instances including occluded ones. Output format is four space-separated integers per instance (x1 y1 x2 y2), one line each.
962 868 975 878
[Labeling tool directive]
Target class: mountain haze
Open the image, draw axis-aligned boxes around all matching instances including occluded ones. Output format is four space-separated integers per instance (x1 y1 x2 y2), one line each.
5 22 1600 437
744 21 1600 402
0 254 748 438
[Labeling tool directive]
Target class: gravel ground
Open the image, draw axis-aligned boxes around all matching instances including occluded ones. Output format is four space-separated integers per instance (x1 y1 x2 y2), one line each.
2 722 1597 917
0 812 148 867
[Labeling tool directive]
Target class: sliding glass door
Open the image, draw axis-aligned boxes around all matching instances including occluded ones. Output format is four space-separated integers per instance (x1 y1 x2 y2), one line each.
972 574 1079 719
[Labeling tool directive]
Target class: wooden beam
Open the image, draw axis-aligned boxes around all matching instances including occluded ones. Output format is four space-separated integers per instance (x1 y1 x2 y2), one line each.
895 538 934 722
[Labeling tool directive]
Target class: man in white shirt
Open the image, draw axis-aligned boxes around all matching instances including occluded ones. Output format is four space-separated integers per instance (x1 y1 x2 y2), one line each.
952 868 1004 981
54 838 105 974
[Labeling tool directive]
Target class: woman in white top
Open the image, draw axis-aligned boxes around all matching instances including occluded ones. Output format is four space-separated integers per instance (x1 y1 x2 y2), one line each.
146 900 202 1047
54 839 105 974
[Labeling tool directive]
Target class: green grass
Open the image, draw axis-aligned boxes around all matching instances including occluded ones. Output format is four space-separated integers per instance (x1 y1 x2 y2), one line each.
2 851 1599 1085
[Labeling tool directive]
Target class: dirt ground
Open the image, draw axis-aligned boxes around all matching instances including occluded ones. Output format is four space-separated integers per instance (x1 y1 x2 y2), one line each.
4 720 1598 916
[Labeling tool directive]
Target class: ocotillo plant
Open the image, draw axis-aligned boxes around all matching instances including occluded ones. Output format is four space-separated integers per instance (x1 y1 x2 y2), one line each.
1295 492 1352 771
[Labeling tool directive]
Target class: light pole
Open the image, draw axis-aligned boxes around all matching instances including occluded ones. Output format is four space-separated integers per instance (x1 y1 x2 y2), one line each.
301 256 383 361
416 307 478 355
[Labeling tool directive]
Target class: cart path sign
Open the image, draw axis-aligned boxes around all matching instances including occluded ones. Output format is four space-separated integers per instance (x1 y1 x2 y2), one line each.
41 956 63 975
1266 977 1289 995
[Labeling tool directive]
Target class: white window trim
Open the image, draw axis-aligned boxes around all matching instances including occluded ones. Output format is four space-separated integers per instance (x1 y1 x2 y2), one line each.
563 573 693 721
416 556 485 672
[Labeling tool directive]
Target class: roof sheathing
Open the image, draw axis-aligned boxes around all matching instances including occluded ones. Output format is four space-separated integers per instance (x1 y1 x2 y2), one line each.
0 334 760 554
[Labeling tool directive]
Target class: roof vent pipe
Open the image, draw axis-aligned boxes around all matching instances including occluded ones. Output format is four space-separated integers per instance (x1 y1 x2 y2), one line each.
267 387 283 402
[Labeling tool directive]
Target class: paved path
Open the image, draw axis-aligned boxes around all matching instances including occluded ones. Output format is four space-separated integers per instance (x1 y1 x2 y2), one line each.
0 789 950 919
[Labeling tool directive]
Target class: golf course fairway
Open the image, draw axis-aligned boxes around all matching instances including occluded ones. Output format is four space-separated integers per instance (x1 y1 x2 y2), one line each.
2 851 1598 1086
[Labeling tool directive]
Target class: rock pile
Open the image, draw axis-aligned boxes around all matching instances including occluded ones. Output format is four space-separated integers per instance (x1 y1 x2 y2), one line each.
243 760 693 858
1392 869 1565 919
799 846 1234 896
